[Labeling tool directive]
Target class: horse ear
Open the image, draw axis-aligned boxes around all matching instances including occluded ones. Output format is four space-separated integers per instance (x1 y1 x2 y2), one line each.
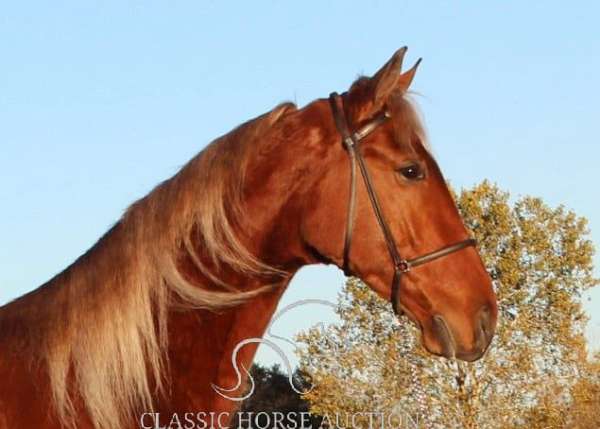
371 47 407 109
396 57 422 92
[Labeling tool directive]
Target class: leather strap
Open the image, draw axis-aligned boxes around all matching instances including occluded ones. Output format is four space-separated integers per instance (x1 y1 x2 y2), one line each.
328 92 476 316
404 238 477 270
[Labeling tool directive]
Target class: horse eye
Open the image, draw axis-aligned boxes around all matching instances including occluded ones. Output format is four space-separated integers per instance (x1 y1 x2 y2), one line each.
398 163 424 181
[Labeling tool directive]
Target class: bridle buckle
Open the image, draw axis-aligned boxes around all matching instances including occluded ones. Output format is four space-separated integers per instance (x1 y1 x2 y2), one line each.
397 260 411 273
343 136 355 149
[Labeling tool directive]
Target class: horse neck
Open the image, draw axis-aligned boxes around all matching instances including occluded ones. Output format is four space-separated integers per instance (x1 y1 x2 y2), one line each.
158 120 321 415
161 281 290 416
159 199 301 416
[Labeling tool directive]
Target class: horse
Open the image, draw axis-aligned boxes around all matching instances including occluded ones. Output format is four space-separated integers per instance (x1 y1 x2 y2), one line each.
0 47 498 429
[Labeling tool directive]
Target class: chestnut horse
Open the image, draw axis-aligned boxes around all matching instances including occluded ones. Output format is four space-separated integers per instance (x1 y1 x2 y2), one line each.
0 48 497 429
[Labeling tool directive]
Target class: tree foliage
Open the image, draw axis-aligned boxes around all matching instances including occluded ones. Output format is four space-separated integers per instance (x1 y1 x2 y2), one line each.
298 181 599 429
233 364 321 429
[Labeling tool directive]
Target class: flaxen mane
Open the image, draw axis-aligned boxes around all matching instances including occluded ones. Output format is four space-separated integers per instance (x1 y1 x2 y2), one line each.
0 87 429 429
0 102 295 429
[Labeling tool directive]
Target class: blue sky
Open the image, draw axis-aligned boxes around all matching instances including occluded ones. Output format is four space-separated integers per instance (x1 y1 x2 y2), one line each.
1 2 599 364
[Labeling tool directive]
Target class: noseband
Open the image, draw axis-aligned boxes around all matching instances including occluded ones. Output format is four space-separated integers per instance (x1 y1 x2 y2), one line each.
328 92 476 316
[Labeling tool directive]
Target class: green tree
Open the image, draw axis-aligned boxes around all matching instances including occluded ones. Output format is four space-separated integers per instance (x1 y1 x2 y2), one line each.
233 363 322 429
298 181 598 429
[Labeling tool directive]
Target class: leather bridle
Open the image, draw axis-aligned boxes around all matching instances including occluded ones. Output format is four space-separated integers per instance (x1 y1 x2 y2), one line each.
329 92 476 316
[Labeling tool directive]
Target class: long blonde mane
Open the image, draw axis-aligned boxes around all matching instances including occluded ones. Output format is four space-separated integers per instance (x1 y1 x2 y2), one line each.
0 102 295 429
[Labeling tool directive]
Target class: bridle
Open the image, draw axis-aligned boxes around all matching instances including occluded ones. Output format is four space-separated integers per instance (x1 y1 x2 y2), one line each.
328 92 476 316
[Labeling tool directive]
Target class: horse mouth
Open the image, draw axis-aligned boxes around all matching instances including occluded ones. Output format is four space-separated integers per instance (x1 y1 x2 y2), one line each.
427 314 491 362
395 305 456 359
395 302 491 362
